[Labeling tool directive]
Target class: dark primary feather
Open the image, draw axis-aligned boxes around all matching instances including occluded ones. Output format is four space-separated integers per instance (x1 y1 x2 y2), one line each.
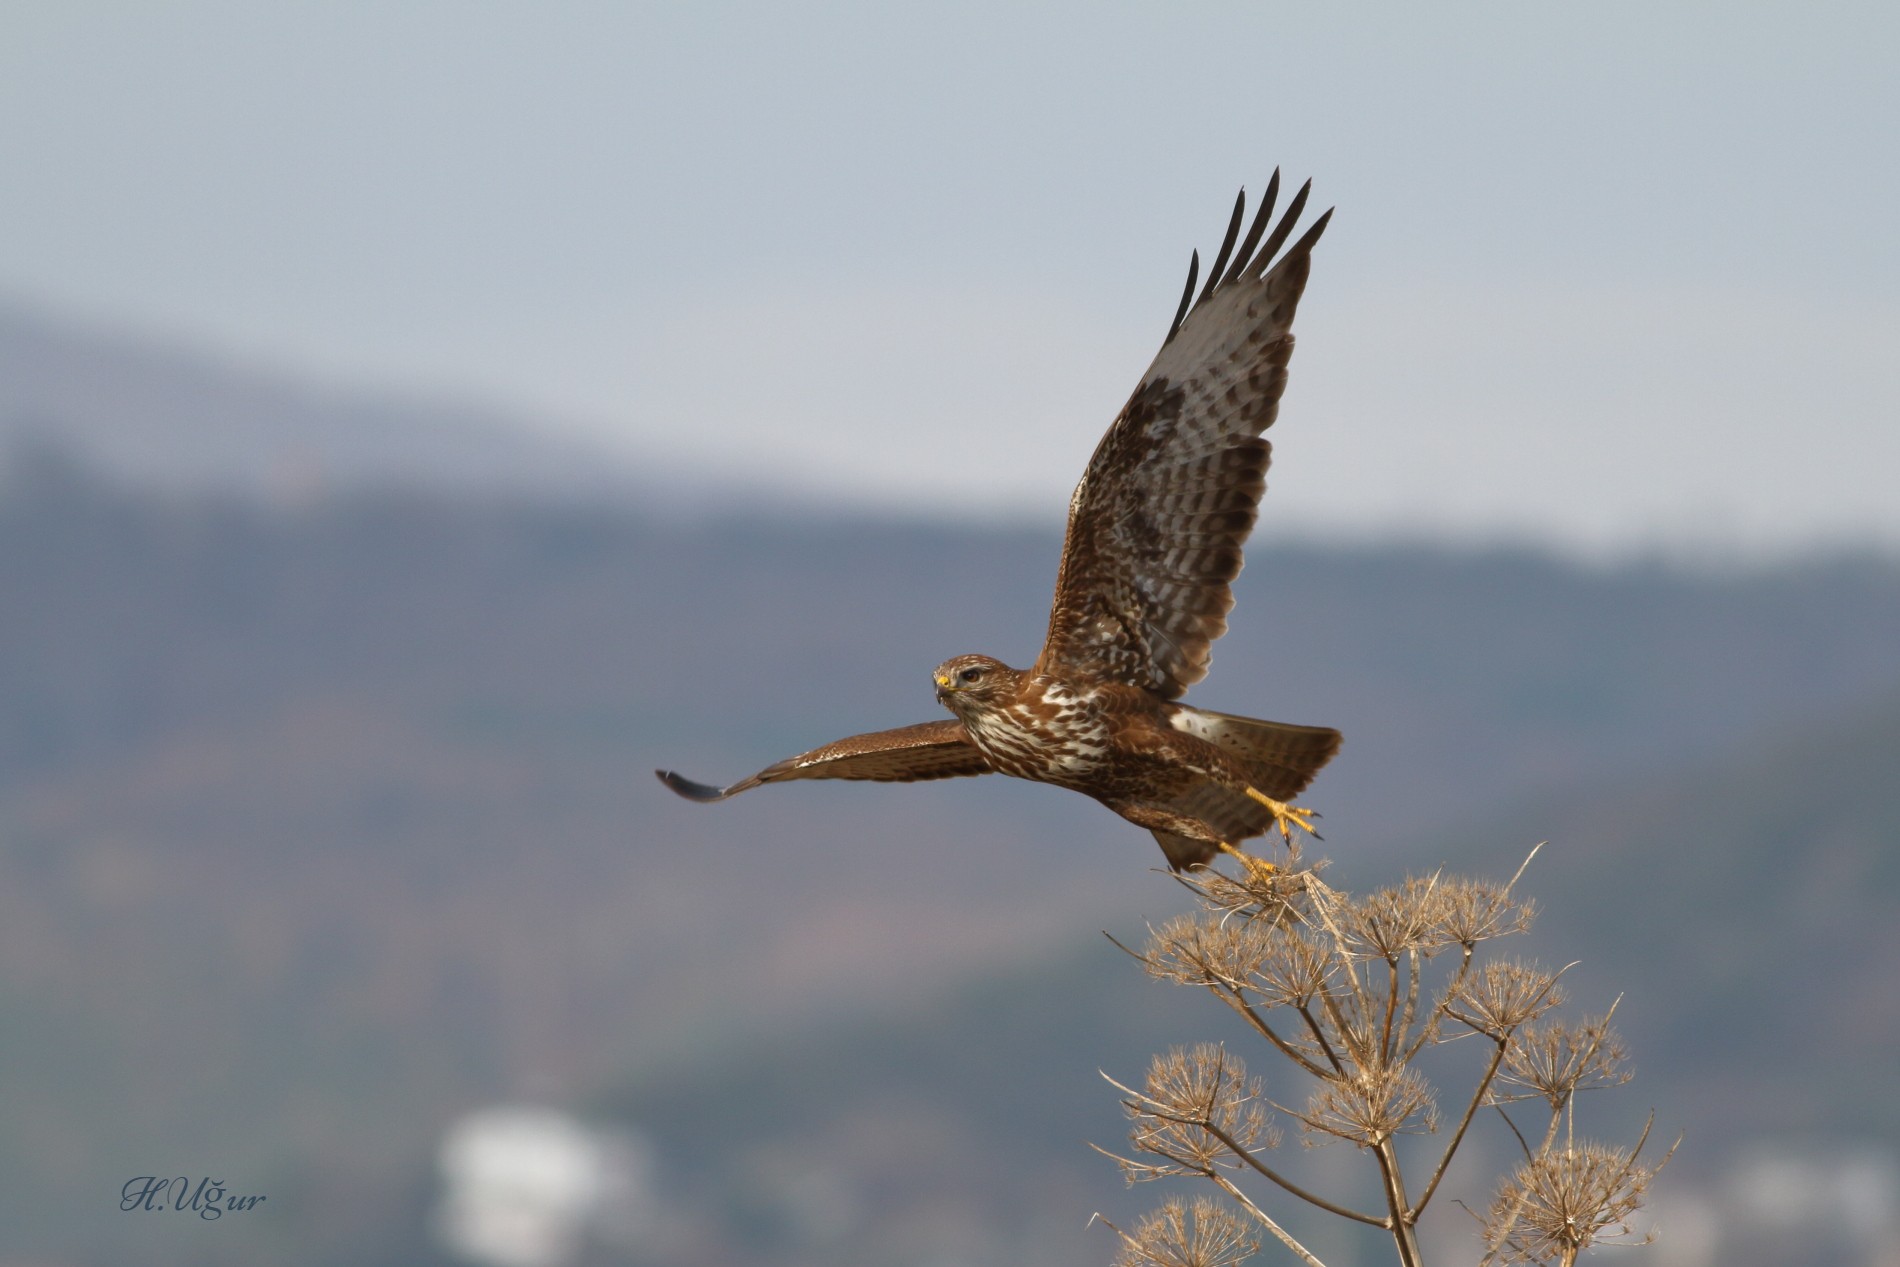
1163 171 1320 344
656 719 993 802
1037 174 1332 699
1194 188 1248 308
1166 250 1200 350
1219 169 1281 288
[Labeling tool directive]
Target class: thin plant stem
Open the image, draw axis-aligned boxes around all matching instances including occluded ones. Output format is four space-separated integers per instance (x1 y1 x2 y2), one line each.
1372 1140 1423 1267
1219 988 1334 1081
1412 1035 1509 1219
1197 1117 1388 1229
1203 1169 1330 1267
1381 955 1402 1062
1297 1003 1347 1074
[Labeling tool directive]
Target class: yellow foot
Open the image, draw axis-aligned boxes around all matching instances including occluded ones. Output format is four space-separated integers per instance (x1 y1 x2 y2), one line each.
1218 841 1281 882
1244 787 1322 841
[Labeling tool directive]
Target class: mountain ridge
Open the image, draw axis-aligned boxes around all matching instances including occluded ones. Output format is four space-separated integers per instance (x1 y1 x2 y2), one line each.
0 295 643 499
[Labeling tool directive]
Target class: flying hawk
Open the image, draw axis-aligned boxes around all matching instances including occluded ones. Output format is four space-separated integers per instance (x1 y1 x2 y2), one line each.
659 173 1341 871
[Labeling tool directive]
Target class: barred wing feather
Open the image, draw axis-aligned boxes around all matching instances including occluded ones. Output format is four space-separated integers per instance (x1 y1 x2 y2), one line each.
657 719 993 802
1037 174 1331 699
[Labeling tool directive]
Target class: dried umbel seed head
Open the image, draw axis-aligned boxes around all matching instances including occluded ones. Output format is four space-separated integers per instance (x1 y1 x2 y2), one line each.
1124 1044 1273 1176
1295 1061 1439 1148
1143 914 1272 989
1432 874 1536 948
1446 958 1565 1038
1345 873 1459 960
1182 845 1314 917
1111 1195 1260 1267
1496 1012 1632 1108
1251 919 1334 1010
1483 1136 1670 1263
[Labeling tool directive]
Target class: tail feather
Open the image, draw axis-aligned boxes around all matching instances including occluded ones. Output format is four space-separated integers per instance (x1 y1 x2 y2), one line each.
1151 831 1220 872
1168 706 1342 800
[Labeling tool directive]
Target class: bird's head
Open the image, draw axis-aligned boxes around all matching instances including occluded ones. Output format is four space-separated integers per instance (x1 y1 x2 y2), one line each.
933 654 1015 714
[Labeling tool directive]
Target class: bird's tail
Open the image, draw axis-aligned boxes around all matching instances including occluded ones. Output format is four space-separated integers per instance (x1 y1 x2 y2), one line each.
1171 706 1342 800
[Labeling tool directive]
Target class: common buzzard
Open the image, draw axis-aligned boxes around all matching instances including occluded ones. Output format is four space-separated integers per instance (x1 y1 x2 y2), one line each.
659 173 1340 872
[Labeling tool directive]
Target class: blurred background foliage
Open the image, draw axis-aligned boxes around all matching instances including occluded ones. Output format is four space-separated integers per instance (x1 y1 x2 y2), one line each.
2 296 1898 1265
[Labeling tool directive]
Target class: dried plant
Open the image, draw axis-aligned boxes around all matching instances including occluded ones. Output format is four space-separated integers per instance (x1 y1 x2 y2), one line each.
1481 1125 1671 1265
1096 845 1673 1267
1100 1194 1262 1267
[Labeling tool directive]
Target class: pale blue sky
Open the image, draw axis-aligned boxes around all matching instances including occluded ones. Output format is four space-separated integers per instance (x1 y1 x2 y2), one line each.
3 2 1895 557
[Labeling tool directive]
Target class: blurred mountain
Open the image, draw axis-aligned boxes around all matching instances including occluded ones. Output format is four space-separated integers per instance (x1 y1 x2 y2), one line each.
1488 691 1900 1144
3 462 1899 1265
0 298 642 500
591 693 1900 1267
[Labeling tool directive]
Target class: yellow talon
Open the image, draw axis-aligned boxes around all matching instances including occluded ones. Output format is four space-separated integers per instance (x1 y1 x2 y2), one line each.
1244 787 1322 841
1218 841 1281 881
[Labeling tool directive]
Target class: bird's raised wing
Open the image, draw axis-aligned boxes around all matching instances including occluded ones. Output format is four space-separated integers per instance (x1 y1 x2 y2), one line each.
656 719 993 802
1036 173 1331 699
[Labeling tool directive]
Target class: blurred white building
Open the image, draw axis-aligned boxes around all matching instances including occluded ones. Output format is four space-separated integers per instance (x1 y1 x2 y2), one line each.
1643 1143 1900 1267
436 1105 655 1267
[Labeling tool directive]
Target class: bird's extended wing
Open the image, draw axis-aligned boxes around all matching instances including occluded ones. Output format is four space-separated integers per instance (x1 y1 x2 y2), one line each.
656 719 993 802
1036 173 1331 699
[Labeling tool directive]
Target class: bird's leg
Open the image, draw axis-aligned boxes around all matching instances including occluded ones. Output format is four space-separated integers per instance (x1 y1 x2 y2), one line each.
1217 840 1280 881
1245 787 1322 841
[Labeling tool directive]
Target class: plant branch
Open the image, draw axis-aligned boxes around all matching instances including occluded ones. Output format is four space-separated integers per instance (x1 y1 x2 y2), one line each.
1218 987 1334 1080
1296 1003 1347 1074
1494 1104 1532 1160
1396 947 1423 1059
1203 1169 1330 1267
1304 880 1370 1010
1412 1035 1510 1219
1195 1117 1388 1229
1381 955 1402 1062
1371 1140 1423 1267
1408 943 1475 1061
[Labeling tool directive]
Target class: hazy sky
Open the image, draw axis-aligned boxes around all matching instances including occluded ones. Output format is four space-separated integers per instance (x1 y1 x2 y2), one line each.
3 2 1895 557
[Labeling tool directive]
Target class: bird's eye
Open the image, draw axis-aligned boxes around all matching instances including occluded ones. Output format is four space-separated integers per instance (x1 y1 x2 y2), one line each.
959 666 982 684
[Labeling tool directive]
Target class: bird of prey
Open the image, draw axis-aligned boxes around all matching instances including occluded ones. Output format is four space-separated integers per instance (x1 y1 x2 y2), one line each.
658 172 1341 872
